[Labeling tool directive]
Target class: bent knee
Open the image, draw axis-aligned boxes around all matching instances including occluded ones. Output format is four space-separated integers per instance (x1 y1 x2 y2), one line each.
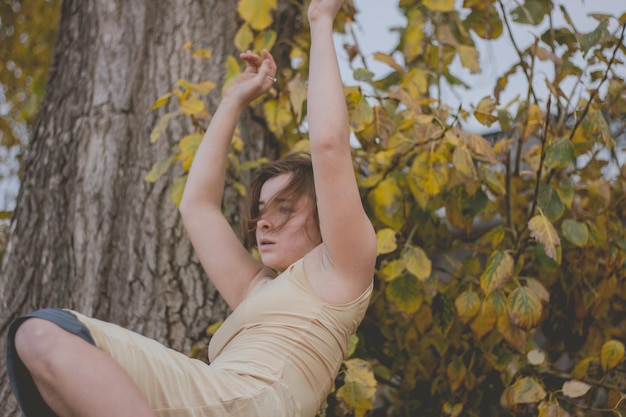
14 318 70 367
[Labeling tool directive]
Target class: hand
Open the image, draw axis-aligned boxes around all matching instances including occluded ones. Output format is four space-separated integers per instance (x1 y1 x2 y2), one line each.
224 50 277 105
308 0 343 23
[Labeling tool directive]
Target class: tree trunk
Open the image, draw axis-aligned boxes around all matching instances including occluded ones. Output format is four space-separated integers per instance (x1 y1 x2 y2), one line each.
0 0 297 415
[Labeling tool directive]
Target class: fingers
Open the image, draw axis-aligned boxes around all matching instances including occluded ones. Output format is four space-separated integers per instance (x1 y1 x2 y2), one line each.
240 49 277 80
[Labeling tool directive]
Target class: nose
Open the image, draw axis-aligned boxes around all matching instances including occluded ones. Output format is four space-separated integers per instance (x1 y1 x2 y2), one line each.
257 216 272 231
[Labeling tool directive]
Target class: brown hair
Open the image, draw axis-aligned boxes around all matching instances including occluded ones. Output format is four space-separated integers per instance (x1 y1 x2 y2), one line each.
242 152 318 244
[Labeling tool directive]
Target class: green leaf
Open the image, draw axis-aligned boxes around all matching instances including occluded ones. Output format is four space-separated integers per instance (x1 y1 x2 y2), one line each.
508 287 542 331
353 68 375 82
432 293 456 335
480 251 514 295
528 213 561 260
386 275 423 315
511 0 550 25
511 376 547 404
580 19 610 56
601 340 625 372
538 184 565 222
544 138 574 169
561 219 589 247
254 29 277 53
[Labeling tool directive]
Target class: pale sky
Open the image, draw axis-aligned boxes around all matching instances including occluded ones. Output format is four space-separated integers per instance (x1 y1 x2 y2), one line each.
338 0 626 131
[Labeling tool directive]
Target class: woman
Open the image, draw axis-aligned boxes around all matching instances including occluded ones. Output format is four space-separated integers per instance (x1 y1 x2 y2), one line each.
6 0 377 416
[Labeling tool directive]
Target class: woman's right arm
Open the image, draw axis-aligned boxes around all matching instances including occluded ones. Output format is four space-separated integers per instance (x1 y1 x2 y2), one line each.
179 50 277 309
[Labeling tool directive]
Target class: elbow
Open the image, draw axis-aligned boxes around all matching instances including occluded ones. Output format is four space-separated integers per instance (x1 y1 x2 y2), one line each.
310 132 350 153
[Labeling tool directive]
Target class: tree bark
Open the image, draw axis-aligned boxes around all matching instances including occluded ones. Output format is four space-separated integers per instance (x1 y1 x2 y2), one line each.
0 0 298 414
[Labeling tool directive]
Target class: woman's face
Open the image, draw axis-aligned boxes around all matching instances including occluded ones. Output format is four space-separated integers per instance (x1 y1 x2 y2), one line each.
255 174 321 272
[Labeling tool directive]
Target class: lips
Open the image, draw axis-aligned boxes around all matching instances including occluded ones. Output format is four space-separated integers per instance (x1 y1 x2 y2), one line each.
259 238 275 247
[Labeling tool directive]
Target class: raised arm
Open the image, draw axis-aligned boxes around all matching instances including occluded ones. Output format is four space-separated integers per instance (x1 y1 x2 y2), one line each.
307 1 377 285
179 50 277 309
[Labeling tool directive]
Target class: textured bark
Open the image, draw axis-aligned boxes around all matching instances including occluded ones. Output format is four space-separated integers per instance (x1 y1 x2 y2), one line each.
0 0 299 415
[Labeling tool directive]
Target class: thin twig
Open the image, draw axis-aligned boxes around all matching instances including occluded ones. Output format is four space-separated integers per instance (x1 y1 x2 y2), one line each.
568 22 626 142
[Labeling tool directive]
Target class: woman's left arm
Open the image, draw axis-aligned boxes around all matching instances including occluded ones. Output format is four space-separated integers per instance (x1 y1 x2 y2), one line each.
307 1 377 283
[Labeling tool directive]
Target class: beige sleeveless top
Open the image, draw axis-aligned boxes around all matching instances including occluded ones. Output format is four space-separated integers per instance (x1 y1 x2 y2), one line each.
208 258 372 417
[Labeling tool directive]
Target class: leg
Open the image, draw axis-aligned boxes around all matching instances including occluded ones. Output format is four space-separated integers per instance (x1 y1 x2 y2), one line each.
14 318 157 417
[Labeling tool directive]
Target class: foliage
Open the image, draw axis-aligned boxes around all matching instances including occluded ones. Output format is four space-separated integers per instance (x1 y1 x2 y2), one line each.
0 0 61 146
153 0 626 416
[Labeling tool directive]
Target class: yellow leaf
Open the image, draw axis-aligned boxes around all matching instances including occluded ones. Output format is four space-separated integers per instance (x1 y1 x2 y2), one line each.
453 145 478 180
177 133 203 171
457 44 480 74
386 275 423 315
454 290 481 323
170 175 187 206
346 334 359 358
373 52 406 73
403 9 425 61
474 96 497 127
403 245 431 281
287 74 307 122
538 400 570 417
191 49 212 60
600 340 625 372
336 359 376 417
177 79 216 95
447 357 467 393
206 321 223 335
409 149 449 199
466 133 497 163
424 0 455 12
525 278 550 303
223 55 242 95
150 111 177 143
407 68 428 95
480 251 514 295
179 95 205 116
376 228 398 255
508 287 542 331
151 92 173 110
522 104 544 140
182 41 193 50
380 258 406 282
234 24 254 52
470 299 497 339
254 29 277 53
144 155 175 183
443 402 463 417
372 106 393 146
369 176 405 230
511 377 546 404
237 0 277 31
528 214 561 261
498 315 527 352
